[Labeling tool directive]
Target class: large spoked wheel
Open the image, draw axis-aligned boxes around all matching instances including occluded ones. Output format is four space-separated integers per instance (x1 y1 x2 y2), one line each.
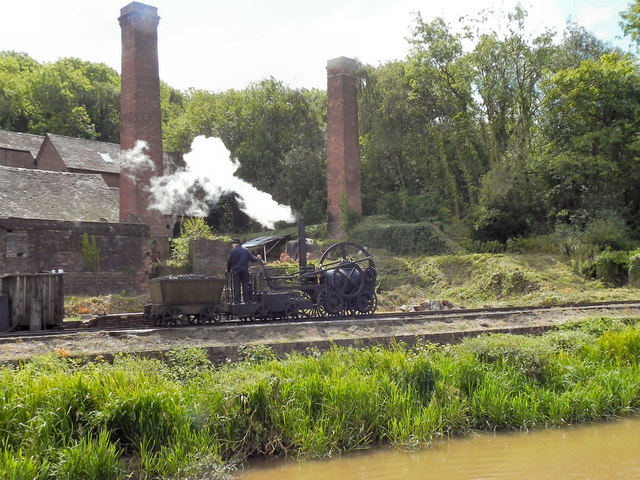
256 304 272 320
162 307 185 327
319 242 375 298
285 300 302 320
319 242 375 270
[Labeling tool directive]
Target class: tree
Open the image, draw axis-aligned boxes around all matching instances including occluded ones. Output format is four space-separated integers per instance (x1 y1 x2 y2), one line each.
0 51 39 131
535 53 640 234
164 78 327 221
403 15 485 220
620 0 640 47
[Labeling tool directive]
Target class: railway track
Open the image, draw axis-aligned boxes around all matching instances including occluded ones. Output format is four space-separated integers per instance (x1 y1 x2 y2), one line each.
2 300 640 366
2 300 640 341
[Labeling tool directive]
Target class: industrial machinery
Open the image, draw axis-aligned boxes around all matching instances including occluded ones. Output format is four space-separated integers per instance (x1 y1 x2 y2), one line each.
144 222 377 326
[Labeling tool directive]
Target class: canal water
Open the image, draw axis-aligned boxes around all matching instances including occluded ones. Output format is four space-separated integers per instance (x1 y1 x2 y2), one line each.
233 416 640 479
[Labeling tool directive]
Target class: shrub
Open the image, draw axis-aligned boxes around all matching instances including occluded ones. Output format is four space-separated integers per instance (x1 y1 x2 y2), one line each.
595 250 629 287
629 253 640 288
350 222 456 255
168 217 214 268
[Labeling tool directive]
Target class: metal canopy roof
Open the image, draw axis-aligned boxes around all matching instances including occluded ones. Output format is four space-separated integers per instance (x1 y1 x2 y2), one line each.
243 234 291 248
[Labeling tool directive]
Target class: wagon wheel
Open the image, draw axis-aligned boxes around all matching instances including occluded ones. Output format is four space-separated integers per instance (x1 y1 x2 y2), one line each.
356 292 377 316
256 304 272 320
198 305 221 324
318 288 344 317
285 300 301 320
345 297 359 317
162 307 185 327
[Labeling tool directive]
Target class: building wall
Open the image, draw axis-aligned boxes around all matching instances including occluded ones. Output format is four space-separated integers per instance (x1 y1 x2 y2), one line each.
189 238 229 278
0 218 152 295
35 138 67 172
0 149 35 169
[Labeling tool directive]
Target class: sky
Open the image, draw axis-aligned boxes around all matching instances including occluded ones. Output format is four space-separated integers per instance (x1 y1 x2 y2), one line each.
2 0 636 93
2 0 636 227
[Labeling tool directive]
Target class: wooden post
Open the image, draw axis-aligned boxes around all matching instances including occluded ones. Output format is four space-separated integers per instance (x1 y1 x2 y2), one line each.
29 299 42 331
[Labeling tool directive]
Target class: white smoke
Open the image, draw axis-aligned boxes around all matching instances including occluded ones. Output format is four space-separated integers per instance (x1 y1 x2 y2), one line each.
148 136 295 229
118 140 155 179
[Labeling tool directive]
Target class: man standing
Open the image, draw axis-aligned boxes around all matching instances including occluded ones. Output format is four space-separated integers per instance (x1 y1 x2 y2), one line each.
226 238 262 303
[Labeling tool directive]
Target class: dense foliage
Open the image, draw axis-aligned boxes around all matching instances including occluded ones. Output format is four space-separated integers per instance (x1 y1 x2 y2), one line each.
4 2 640 239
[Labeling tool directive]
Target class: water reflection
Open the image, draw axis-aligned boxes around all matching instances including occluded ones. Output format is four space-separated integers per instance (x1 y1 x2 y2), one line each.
234 417 640 479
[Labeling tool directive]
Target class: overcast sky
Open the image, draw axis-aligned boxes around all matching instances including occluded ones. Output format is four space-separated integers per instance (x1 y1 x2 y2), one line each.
2 0 635 93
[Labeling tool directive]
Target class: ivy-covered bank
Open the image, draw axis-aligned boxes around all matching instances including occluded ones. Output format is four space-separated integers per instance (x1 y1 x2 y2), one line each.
2 317 640 480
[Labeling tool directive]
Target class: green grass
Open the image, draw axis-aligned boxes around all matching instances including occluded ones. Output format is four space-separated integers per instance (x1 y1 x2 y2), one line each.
374 251 640 310
2 319 640 478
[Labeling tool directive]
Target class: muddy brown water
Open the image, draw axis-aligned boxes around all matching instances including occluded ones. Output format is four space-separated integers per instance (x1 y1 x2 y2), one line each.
232 416 640 479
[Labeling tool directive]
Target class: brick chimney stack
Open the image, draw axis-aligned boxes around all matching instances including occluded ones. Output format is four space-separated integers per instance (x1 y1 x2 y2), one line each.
119 2 167 253
326 56 362 238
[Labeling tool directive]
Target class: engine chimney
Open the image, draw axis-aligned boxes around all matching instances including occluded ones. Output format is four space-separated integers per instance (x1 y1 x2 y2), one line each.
326 56 362 239
119 2 167 254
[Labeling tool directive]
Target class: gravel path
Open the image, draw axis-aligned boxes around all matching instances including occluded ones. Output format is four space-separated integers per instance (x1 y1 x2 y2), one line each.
2 303 640 363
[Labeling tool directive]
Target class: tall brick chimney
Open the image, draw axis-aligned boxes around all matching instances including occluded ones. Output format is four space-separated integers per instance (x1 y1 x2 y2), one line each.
326 56 362 238
119 2 167 254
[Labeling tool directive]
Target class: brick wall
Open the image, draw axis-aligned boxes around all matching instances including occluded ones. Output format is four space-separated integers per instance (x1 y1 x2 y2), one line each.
0 218 151 295
35 137 67 172
0 149 35 169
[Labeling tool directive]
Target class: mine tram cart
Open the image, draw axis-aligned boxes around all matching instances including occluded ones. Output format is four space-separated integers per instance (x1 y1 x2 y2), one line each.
145 275 226 326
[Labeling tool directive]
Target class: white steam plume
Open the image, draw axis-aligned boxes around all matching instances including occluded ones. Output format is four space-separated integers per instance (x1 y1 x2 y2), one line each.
148 136 295 229
119 140 155 179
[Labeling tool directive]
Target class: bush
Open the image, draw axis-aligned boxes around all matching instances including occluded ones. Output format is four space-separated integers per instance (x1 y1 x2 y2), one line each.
595 250 629 287
168 217 214 268
582 215 633 251
629 253 640 288
53 430 124 480
350 222 456 255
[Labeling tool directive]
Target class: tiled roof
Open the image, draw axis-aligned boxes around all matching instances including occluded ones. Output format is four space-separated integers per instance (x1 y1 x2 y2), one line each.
0 166 119 222
0 130 45 157
45 133 121 174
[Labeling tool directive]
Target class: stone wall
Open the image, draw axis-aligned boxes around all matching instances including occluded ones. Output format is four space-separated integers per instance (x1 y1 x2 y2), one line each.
0 218 151 295
189 238 229 278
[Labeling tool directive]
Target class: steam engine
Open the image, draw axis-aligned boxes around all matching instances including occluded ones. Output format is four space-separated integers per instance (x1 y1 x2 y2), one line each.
144 224 377 326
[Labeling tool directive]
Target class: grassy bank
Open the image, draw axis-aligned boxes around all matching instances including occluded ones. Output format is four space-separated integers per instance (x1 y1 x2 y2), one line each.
2 316 640 479
373 251 640 310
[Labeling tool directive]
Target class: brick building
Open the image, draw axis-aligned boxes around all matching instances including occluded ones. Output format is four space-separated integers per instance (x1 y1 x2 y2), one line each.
36 133 122 188
0 130 43 169
0 128 187 295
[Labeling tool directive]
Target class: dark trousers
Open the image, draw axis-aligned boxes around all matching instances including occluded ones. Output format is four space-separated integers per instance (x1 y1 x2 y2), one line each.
232 269 251 303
